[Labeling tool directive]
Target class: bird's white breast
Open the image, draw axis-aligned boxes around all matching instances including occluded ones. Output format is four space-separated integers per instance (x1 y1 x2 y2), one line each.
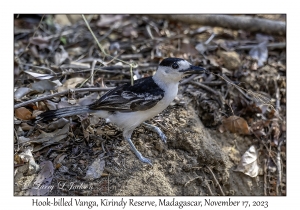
105 82 179 132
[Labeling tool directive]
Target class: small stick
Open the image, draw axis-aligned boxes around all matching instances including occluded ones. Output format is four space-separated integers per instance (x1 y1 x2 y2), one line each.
190 81 220 96
274 80 281 111
190 81 225 109
261 141 278 168
184 176 202 187
276 140 283 195
180 75 197 85
206 166 225 196
19 63 57 75
263 158 268 196
202 171 214 196
14 87 113 109
90 60 97 86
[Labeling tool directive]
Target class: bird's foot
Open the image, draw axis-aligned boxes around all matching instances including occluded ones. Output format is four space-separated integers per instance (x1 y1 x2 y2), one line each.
143 122 167 143
136 153 152 165
125 137 152 165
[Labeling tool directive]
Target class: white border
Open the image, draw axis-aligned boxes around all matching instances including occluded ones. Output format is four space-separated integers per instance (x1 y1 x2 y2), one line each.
4 0 296 209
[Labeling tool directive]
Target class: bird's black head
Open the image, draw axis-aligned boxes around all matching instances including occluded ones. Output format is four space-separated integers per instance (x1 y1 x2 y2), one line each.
155 57 207 83
159 57 206 74
159 58 185 68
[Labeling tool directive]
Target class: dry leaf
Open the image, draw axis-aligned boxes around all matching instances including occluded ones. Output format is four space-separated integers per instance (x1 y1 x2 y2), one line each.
18 147 40 175
53 153 67 169
31 80 57 92
235 145 259 177
58 77 85 92
249 41 268 67
24 71 54 80
46 118 69 131
222 116 250 135
84 153 105 180
54 46 69 65
26 161 54 195
14 154 23 164
14 87 33 100
15 107 33 120
217 50 241 70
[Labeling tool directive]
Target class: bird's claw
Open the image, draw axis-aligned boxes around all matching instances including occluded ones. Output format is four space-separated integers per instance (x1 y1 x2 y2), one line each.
159 132 167 144
137 155 152 165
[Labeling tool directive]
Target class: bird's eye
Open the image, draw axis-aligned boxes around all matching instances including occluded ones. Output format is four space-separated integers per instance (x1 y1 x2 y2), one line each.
172 63 179 69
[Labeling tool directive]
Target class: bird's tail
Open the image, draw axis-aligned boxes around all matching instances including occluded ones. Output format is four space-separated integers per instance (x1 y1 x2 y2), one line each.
37 105 91 121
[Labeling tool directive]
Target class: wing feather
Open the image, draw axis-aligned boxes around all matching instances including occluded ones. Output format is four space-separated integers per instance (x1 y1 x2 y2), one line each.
89 77 164 112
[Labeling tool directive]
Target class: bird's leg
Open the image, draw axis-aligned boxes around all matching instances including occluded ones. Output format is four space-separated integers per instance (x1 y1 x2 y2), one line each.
125 137 152 165
143 122 167 144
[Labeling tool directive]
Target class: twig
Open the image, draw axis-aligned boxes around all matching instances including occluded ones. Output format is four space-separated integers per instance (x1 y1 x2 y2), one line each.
204 33 215 45
261 141 278 168
120 54 143 60
206 166 225 196
14 87 113 109
107 174 110 194
202 171 214 196
263 158 268 196
202 81 225 86
190 81 220 96
184 176 202 187
20 63 57 75
180 75 197 85
189 81 225 109
274 80 281 111
59 68 130 76
98 22 120 42
276 140 283 195
90 60 97 86
235 42 286 51
148 14 286 36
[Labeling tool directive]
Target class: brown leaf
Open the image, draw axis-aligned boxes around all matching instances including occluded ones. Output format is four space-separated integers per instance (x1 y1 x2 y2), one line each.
15 107 33 120
222 116 250 135
14 154 23 164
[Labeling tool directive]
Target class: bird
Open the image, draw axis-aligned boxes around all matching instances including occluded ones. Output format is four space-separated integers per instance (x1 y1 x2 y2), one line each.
38 58 206 165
